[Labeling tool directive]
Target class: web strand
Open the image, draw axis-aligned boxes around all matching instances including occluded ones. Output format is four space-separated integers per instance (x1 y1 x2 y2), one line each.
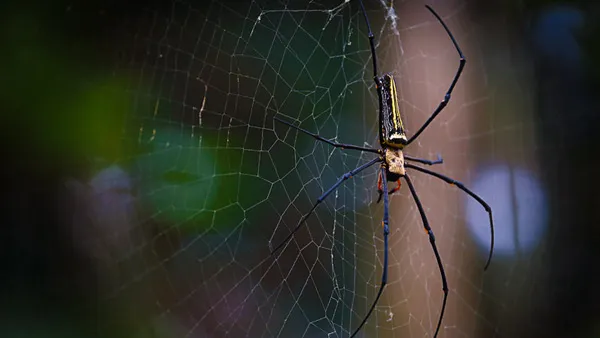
108 1 498 337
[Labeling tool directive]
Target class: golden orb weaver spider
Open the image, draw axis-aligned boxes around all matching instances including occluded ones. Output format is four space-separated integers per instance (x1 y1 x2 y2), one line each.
271 1 494 337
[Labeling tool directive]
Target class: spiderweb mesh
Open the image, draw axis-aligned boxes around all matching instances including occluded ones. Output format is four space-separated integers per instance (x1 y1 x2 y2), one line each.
100 0 539 337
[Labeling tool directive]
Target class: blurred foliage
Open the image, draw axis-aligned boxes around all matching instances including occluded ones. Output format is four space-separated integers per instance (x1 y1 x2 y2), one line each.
0 1 134 181
0 2 145 338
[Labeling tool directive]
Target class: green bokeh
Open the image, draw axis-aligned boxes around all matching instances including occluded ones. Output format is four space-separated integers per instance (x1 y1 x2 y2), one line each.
1 6 129 173
132 118 272 235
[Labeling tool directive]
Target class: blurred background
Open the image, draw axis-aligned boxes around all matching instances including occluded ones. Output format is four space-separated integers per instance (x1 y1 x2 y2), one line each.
2 0 600 337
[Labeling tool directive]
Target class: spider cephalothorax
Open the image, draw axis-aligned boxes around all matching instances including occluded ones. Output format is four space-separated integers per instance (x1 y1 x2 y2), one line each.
375 147 405 203
384 147 405 178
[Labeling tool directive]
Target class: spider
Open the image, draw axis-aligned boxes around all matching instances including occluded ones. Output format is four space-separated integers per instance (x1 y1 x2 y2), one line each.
270 1 494 337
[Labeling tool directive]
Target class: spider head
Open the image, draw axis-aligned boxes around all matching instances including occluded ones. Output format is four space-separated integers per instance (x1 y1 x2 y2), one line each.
384 148 405 177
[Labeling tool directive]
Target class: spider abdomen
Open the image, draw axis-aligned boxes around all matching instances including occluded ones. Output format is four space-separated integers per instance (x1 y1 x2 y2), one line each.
378 74 408 148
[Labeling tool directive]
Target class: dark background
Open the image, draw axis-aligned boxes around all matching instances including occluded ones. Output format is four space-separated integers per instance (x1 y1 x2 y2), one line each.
2 0 600 337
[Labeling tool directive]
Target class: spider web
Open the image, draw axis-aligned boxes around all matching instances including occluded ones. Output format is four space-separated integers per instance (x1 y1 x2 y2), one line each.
99 0 544 337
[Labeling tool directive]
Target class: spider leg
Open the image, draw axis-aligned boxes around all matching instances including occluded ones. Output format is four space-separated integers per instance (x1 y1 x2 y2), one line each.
405 154 444 166
404 173 448 338
406 5 466 145
356 0 379 80
350 165 389 338
405 163 494 270
388 179 402 195
274 116 381 154
376 178 401 203
376 171 383 203
269 157 382 255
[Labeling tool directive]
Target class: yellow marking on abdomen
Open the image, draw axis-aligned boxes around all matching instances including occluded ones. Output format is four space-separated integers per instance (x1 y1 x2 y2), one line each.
389 76 404 131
